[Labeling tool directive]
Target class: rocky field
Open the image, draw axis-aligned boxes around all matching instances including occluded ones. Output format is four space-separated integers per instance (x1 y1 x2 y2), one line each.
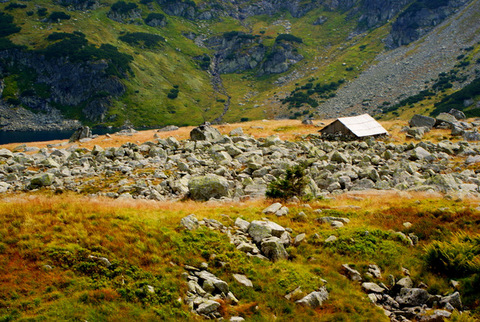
0 119 479 321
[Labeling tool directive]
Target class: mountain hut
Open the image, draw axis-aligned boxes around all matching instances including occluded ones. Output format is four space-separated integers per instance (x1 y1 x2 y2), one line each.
319 114 388 139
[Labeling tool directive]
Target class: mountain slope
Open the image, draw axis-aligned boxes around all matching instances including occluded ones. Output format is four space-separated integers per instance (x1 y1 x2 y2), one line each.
315 0 480 119
0 0 478 130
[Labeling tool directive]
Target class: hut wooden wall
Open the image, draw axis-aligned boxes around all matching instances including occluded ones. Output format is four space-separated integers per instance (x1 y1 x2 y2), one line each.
321 120 351 136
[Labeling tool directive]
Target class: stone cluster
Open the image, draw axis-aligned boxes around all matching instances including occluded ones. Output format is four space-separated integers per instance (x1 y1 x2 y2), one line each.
341 264 463 321
1 125 479 201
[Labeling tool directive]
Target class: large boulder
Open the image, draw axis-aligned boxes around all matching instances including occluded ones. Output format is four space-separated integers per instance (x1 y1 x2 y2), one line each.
395 288 431 307
435 113 458 127
409 114 435 129
188 174 230 201
180 214 199 230
0 148 13 158
196 300 221 315
296 287 329 308
261 236 289 261
196 270 229 295
448 108 466 120
440 292 462 310
190 124 223 143
69 126 92 142
247 220 286 243
29 173 55 188
0 182 10 193
462 130 480 141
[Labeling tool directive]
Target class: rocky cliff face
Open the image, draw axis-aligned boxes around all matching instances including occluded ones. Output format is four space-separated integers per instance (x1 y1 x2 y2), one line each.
356 0 412 30
386 0 471 48
257 42 304 76
59 0 100 11
205 32 303 76
206 33 266 74
233 0 319 19
0 49 125 123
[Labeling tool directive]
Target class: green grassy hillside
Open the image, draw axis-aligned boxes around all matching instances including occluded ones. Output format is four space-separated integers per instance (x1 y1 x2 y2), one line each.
1 193 479 321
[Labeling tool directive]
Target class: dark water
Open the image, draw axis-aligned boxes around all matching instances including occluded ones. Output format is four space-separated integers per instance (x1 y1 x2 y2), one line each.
0 128 119 145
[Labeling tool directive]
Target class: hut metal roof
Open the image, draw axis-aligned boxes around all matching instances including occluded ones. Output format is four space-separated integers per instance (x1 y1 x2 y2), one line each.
324 114 388 137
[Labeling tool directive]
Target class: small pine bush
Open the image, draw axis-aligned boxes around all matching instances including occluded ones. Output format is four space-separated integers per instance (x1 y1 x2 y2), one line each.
48 11 71 22
266 165 307 199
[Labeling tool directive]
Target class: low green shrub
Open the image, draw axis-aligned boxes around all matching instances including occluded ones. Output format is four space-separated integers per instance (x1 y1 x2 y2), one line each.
5 3 27 10
424 232 480 277
48 11 71 22
0 12 21 38
119 32 165 49
275 34 303 44
110 1 138 14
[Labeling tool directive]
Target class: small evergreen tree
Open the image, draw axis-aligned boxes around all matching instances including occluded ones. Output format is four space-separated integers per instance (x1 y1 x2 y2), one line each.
266 165 307 199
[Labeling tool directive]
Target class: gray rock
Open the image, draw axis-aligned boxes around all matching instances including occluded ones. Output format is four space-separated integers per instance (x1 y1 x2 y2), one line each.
247 220 285 243
318 217 350 225
324 235 337 243
158 125 179 132
448 108 466 120
188 174 230 201
262 202 282 214
275 206 289 217
396 276 413 289
362 282 385 293
406 127 428 140
396 288 430 306
420 310 452 321
436 113 458 127
331 151 349 163
313 16 328 25
293 233 306 246
261 236 289 261
181 214 199 230
229 127 244 136
233 274 253 287
69 126 92 142
440 292 462 310
367 264 382 279
0 148 13 158
462 130 480 141
196 270 229 295
409 114 435 129
342 264 362 282
196 300 221 315
296 287 329 308
234 217 250 232
29 173 55 188
88 255 112 267
412 147 432 160
190 124 223 143
230 317 245 322
0 182 10 193
341 264 362 281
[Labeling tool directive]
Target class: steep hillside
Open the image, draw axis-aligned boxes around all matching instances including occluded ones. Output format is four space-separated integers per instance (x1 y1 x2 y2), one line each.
0 0 478 130
316 0 480 119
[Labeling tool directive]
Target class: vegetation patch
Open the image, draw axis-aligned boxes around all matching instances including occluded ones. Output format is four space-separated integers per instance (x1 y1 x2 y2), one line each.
119 32 165 49
110 1 138 14
266 165 307 200
42 32 133 77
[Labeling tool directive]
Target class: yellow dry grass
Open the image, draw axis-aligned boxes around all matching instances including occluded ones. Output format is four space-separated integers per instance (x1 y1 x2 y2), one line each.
0 118 473 152
0 119 324 151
